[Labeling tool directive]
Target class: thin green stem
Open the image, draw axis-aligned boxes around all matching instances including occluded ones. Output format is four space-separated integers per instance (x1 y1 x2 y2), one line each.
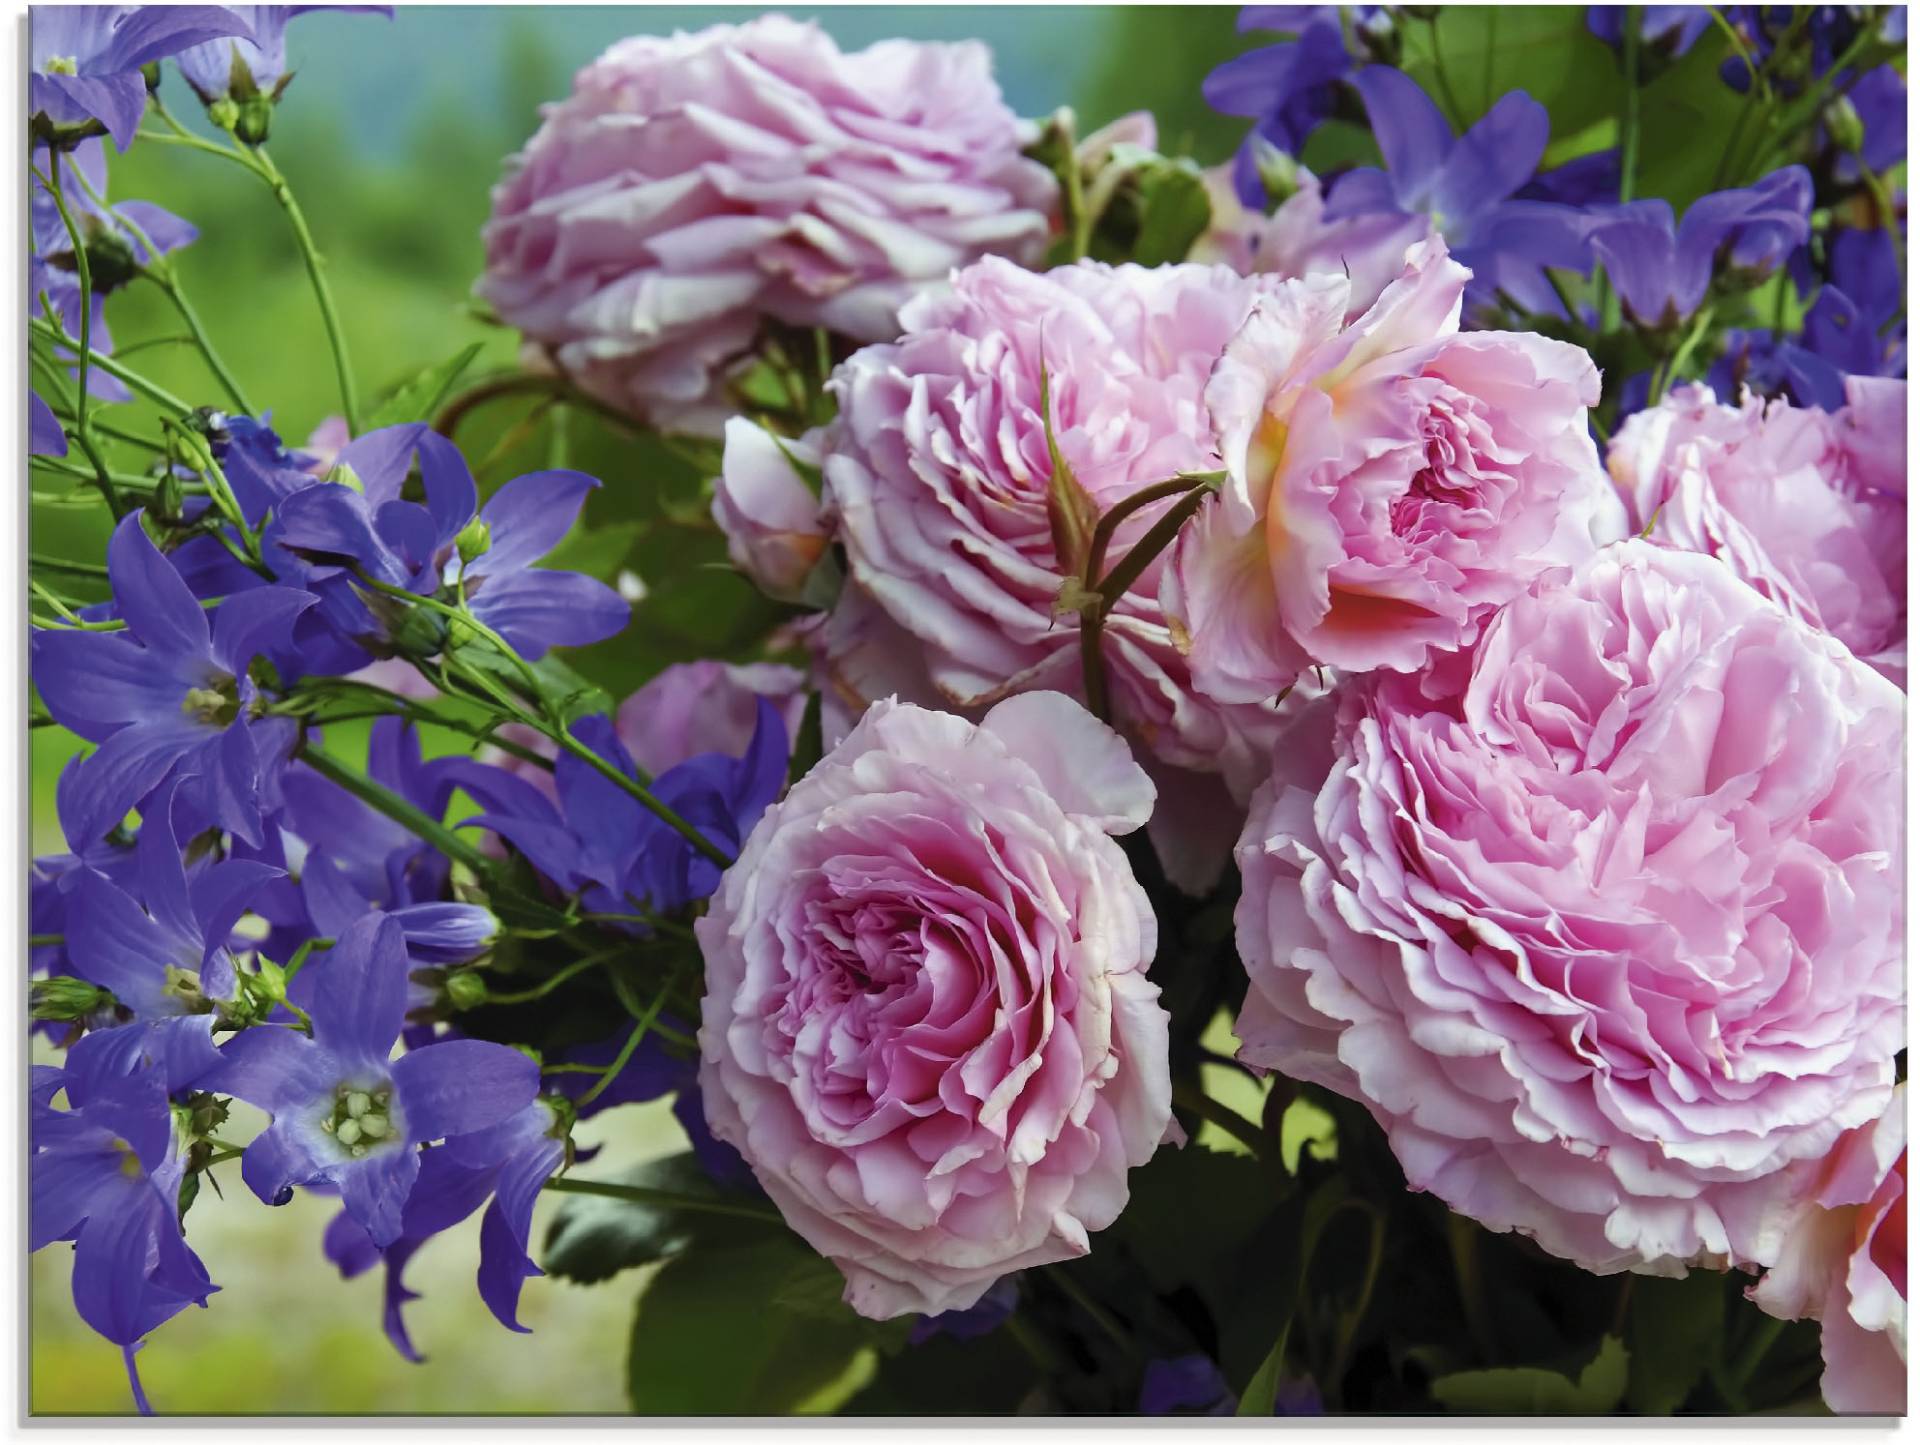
147 273 254 413
480 952 616 1006
579 971 678 1107
1619 8 1642 204
1426 17 1467 129
29 317 195 415
294 739 499 880
36 156 119 513
1172 1078 1267 1156
1047 1266 1136 1356
1096 477 1221 609
251 145 360 432
542 1176 783 1225
30 553 109 580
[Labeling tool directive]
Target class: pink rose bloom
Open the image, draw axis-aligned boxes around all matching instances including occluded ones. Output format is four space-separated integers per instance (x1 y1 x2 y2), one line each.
713 418 830 602
817 254 1293 799
697 693 1173 1317
1752 1092 1906 1414
1233 540 1905 1276
477 16 1056 434
1609 377 1906 684
492 658 806 800
1165 235 1626 703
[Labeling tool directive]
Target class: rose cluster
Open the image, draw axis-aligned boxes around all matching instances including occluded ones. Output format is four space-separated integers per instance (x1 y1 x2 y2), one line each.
27 2 1910 1422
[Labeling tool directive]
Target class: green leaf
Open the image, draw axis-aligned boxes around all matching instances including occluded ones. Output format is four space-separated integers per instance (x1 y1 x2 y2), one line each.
1237 1321 1292 1416
1431 1335 1630 1415
1037 365 1099 577
366 341 485 430
1131 157 1212 266
626 1234 876 1414
1626 1272 1727 1414
543 1153 759 1284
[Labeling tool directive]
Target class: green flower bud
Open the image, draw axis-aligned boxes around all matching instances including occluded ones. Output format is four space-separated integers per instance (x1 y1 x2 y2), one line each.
30 976 115 1022
455 517 493 566
207 97 241 133
154 470 187 525
388 603 451 663
1826 96 1866 156
140 61 162 93
235 95 275 147
445 970 490 1011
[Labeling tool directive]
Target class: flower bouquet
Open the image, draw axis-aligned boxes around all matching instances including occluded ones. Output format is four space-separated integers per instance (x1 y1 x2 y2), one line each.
25 2 1907 1421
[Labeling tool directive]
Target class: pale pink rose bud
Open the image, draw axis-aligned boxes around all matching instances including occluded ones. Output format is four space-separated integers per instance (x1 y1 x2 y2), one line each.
696 692 1172 1318
478 16 1057 435
714 418 829 602
1751 1092 1906 1415
1165 234 1626 703
1233 540 1905 1278
1609 378 1906 685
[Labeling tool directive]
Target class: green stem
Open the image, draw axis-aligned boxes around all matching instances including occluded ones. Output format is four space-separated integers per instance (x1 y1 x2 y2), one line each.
1172 1078 1267 1156
294 739 499 880
1047 1265 1136 1356
1426 17 1467 129
1619 8 1642 203
1096 476 1221 609
28 317 195 415
1656 306 1718 400
36 156 119 514
147 273 254 414
1084 471 1224 586
251 144 360 432
480 953 615 1006
29 553 109 580
542 1176 784 1225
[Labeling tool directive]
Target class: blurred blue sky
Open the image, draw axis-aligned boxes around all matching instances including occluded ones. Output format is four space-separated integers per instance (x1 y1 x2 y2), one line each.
275 6 1104 156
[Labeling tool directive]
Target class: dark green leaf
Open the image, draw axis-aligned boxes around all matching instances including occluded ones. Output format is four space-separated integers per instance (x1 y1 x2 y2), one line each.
1626 1272 1727 1414
626 1234 876 1414
1237 1321 1292 1416
367 341 485 430
543 1153 759 1284
1131 157 1213 265
1431 1334 1630 1415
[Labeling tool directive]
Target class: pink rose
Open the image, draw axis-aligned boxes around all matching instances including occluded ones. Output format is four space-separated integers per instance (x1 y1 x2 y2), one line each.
1233 540 1905 1275
713 419 829 602
492 659 807 800
1751 1093 1906 1414
477 16 1056 434
696 692 1172 1317
814 254 1293 800
1609 378 1906 684
1165 235 1626 702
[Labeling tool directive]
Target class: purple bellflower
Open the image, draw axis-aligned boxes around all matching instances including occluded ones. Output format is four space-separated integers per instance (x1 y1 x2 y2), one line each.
176 6 393 105
459 701 787 921
212 911 539 1246
62 781 282 1091
30 511 315 849
1588 166 1814 327
268 718 497 966
1321 66 1590 316
264 423 629 668
911 1276 1018 1345
1205 6 1383 208
1587 5 1713 57
31 1048 217 1414
1139 1354 1238 1415
30 390 68 456
30 4 254 149
32 138 198 402
321 1097 565 1359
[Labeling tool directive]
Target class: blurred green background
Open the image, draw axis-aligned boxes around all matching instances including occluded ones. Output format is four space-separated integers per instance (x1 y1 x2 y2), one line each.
30 4 1250 1415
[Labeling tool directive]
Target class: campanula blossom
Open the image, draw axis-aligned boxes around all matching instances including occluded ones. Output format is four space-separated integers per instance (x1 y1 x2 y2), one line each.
175 6 392 105
30 511 315 848
461 702 787 921
1319 67 1590 315
31 4 253 149
31 1049 217 1414
212 912 540 1246
62 782 282 1091
1588 166 1813 327
265 423 628 666
30 391 67 456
